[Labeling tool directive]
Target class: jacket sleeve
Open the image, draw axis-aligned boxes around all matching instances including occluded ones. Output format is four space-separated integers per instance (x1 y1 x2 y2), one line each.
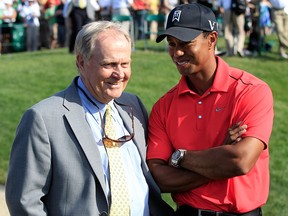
6 108 51 216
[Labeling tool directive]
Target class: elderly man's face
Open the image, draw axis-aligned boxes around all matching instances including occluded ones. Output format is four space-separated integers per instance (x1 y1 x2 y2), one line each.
78 29 132 104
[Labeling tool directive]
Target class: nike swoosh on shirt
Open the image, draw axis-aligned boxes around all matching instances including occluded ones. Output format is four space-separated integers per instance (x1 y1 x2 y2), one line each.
215 107 225 112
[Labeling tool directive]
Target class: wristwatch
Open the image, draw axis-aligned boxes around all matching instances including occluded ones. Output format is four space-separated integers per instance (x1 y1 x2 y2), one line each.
171 149 187 167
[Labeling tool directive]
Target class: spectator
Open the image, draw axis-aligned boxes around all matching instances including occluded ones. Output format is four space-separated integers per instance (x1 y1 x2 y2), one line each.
2 0 17 24
66 0 100 53
111 0 133 35
98 0 111 20
54 0 65 47
132 0 149 40
0 0 4 13
218 0 247 56
0 0 5 54
62 0 72 47
20 0 41 51
44 0 58 48
161 0 179 14
269 0 288 59
160 0 179 26
1 0 17 53
147 3 273 215
38 0 51 49
148 0 160 40
260 0 272 36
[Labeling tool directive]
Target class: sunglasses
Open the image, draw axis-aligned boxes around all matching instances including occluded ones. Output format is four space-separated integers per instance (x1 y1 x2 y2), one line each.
100 102 135 148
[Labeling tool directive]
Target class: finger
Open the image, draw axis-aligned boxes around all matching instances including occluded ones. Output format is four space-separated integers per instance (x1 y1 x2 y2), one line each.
230 137 242 145
229 124 247 136
228 121 242 131
230 134 239 141
236 137 242 142
230 128 247 141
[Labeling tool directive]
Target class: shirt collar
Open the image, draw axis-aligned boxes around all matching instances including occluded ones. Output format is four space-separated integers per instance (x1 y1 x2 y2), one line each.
77 77 112 113
178 56 230 96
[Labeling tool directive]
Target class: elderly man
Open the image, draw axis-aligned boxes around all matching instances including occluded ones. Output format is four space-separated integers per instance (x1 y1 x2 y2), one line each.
5 21 174 216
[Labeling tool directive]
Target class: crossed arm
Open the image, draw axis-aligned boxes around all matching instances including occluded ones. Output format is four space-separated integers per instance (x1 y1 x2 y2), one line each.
147 123 265 193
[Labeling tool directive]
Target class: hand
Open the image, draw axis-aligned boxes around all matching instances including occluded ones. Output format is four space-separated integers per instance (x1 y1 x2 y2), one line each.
224 122 247 145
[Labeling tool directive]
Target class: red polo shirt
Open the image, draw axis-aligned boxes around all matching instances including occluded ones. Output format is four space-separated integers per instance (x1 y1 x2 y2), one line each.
147 57 274 213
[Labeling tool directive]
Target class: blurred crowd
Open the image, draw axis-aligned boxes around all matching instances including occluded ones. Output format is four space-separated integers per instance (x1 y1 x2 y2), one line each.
0 0 287 58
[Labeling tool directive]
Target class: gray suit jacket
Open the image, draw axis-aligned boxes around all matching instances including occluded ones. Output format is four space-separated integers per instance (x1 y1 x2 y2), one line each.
6 77 174 216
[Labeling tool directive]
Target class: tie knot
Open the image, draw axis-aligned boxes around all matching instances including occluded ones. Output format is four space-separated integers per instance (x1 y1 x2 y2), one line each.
104 105 117 147
105 105 113 129
105 105 112 116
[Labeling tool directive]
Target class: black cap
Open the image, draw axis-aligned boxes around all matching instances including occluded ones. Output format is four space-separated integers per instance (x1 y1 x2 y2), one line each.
156 3 218 43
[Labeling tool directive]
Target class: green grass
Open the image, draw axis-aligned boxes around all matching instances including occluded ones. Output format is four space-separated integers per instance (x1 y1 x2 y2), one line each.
0 35 287 214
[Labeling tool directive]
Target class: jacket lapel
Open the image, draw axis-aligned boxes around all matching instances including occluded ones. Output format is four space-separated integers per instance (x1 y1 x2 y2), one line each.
63 79 108 202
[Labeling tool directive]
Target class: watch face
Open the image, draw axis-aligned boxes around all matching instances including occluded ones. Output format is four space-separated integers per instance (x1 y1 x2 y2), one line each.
173 150 181 160
171 149 186 167
171 150 182 167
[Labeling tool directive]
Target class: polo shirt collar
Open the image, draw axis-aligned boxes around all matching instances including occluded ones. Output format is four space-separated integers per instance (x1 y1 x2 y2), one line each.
178 56 230 96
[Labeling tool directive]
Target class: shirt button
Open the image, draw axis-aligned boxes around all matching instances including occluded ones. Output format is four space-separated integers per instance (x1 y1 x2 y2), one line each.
198 101 202 104
198 115 202 119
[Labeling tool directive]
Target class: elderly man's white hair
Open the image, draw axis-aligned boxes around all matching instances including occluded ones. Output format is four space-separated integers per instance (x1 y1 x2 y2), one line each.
74 21 131 61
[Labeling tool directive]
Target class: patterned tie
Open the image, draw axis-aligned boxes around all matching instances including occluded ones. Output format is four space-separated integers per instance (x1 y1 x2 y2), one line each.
104 105 130 216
